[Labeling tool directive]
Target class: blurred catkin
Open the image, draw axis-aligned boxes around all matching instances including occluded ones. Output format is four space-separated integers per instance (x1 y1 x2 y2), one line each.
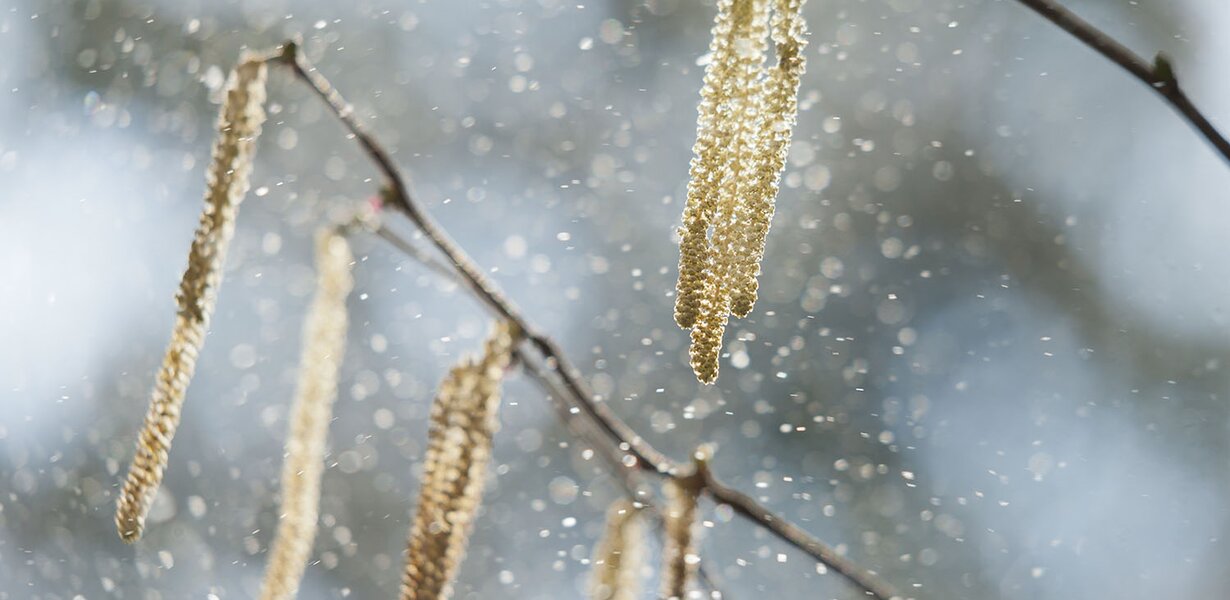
400 322 516 600
589 499 646 600
674 0 809 384
258 231 353 600
659 475 702 600
115 53 267 542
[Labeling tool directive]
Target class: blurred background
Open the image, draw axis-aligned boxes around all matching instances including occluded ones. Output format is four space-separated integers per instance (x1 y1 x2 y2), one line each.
2 0 1229 598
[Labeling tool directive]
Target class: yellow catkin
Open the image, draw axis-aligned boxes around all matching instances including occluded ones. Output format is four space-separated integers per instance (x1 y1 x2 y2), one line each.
115 53 267 543
258 231 354 600
729 0 808 318
400 322 516 600
589 499 646 600
689 0 771 384
659 476 702 600
674 0 742 330
676 0 809 383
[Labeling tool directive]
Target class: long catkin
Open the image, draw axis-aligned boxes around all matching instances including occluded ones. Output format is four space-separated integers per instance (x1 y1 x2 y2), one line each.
115 53 268 542
400 322 516 600
689 0 772 384
674 0 743 331
659 477 702 600
674 0 808 384
729 0 808 318
589 499 646 600
258 231 354 600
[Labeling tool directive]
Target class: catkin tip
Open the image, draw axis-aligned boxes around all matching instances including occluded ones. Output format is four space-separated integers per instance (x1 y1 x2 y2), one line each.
116 512 144 544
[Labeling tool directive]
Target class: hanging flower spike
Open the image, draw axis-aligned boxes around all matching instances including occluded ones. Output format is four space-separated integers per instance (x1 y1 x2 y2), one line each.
400 322 517 600
589 499 647 600
115 52 268 543
729 0 809 318
675 0 745 331
676 0 809 383
258 230 354 600
689 0 772 385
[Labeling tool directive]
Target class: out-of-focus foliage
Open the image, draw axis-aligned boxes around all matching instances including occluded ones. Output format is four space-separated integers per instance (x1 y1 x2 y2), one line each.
1 0 1229 598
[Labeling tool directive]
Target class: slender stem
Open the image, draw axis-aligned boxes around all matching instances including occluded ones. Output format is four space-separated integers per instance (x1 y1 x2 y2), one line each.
1014 0 1230 165
699 469 899 600
273 41 899 600
372 225 459 283
276 41 672 474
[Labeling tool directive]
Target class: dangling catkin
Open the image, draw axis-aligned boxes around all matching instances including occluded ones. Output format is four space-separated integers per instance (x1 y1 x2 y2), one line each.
659 475 702 600
258 231 353 600
589 499 646 600
674 0 742 331
674 0 809 384
729 0 808 318
689 0 771 384
400 322 516 600
115 52 267 543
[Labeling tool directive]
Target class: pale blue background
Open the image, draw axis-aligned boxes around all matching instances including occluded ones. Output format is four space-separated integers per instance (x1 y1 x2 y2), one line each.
1 0 1228 598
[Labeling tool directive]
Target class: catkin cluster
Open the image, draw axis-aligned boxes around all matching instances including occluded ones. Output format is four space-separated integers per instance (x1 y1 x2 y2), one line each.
675 0 809 384
589 499 646 600
115 53 268 542
258 231 354 600
400 322 517 600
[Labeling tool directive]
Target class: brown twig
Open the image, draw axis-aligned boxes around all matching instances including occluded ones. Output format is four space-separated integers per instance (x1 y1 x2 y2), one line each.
273 41 672 475
373 224 466 285
1014 0 1230 166
698 466 899 600
271 41 900 600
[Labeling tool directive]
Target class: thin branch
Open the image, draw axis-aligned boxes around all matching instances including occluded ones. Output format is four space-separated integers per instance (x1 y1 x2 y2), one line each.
1014 0 1230 166
272 41 900 600
274 40 672 475
388 224 735 599
519 343 736 600
373 224 464 284
698 466 900 600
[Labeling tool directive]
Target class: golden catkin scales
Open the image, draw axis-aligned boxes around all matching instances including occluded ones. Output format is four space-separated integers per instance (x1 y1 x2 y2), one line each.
730 0 809 318
258 231 354 600
400 322 516 600
115 53 268 543
674 0 740 331
589 500 646 600
659 476 702 600
673 0 809 384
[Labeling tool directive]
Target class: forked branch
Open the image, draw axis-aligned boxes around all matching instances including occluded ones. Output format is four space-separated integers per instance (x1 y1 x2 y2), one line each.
269 41 900 600
1014 0 1230 166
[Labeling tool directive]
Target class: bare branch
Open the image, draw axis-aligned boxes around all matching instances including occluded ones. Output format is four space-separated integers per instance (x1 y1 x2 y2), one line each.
274 40 672 475
698 467 900 600
386 225 737 600
373 224 463 285
271 41 900 600
1013 0 1230 166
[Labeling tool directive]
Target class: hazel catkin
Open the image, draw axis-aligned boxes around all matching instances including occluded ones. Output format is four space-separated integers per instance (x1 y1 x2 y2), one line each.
258 230 353 600
400 322 517 600
115 52 268 542
673 0 809 384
